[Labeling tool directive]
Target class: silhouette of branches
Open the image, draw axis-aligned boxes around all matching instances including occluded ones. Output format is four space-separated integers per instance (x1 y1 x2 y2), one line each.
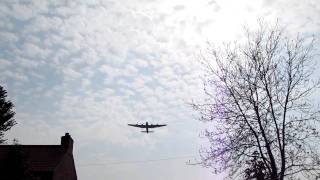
193 21 320 180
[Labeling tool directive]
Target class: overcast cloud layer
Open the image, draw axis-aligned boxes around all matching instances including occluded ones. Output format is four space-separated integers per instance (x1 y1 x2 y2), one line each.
1 0 320 180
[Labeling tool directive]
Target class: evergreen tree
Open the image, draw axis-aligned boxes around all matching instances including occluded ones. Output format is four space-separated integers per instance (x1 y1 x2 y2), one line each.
0 85 16 143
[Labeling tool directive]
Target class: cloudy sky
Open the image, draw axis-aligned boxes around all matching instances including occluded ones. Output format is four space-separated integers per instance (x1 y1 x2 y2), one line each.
1 0 320 179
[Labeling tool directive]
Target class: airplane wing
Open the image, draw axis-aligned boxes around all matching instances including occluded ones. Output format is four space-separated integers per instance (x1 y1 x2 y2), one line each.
148 124 167 128
128 124 146 128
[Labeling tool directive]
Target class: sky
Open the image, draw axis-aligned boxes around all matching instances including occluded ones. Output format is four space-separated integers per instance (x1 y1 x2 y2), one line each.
1 0 320 180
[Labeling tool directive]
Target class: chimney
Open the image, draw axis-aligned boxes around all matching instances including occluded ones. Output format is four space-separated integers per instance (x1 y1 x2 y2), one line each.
61 133 73 154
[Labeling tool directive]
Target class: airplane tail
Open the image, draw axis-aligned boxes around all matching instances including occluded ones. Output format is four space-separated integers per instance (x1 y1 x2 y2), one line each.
141 131 153 133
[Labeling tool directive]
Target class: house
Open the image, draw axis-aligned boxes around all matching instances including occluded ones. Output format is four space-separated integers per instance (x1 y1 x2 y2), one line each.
0 133 77 180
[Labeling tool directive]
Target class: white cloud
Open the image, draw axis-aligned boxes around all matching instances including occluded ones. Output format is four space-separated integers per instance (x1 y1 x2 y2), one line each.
16 56 39 69
2 71 28 82
24 15 63 33
63 67 82 80
0 31 18 43
0 58 12 69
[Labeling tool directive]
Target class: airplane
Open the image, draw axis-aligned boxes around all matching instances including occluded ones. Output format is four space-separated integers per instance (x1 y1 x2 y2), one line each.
128 122 167 133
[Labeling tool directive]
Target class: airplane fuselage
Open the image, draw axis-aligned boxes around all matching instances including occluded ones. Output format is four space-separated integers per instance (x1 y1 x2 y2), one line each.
146 122 148 133
142 122 151 133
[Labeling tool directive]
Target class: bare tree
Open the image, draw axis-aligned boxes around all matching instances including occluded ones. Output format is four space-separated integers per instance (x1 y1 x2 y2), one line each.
192 22 320 180
0 85 15 143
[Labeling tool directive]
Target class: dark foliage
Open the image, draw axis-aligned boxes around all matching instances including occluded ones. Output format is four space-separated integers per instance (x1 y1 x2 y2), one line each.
244 152 269 180
0 85 16 143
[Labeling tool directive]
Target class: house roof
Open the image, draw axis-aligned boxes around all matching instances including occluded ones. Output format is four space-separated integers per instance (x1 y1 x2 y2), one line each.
0 133 74 173
0 145 66 171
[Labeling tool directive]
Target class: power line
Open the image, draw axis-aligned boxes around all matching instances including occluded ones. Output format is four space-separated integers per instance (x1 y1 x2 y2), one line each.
78 155 196 167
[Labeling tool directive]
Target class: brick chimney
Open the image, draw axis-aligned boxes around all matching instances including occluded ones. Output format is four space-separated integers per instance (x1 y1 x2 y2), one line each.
61 133 73 154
